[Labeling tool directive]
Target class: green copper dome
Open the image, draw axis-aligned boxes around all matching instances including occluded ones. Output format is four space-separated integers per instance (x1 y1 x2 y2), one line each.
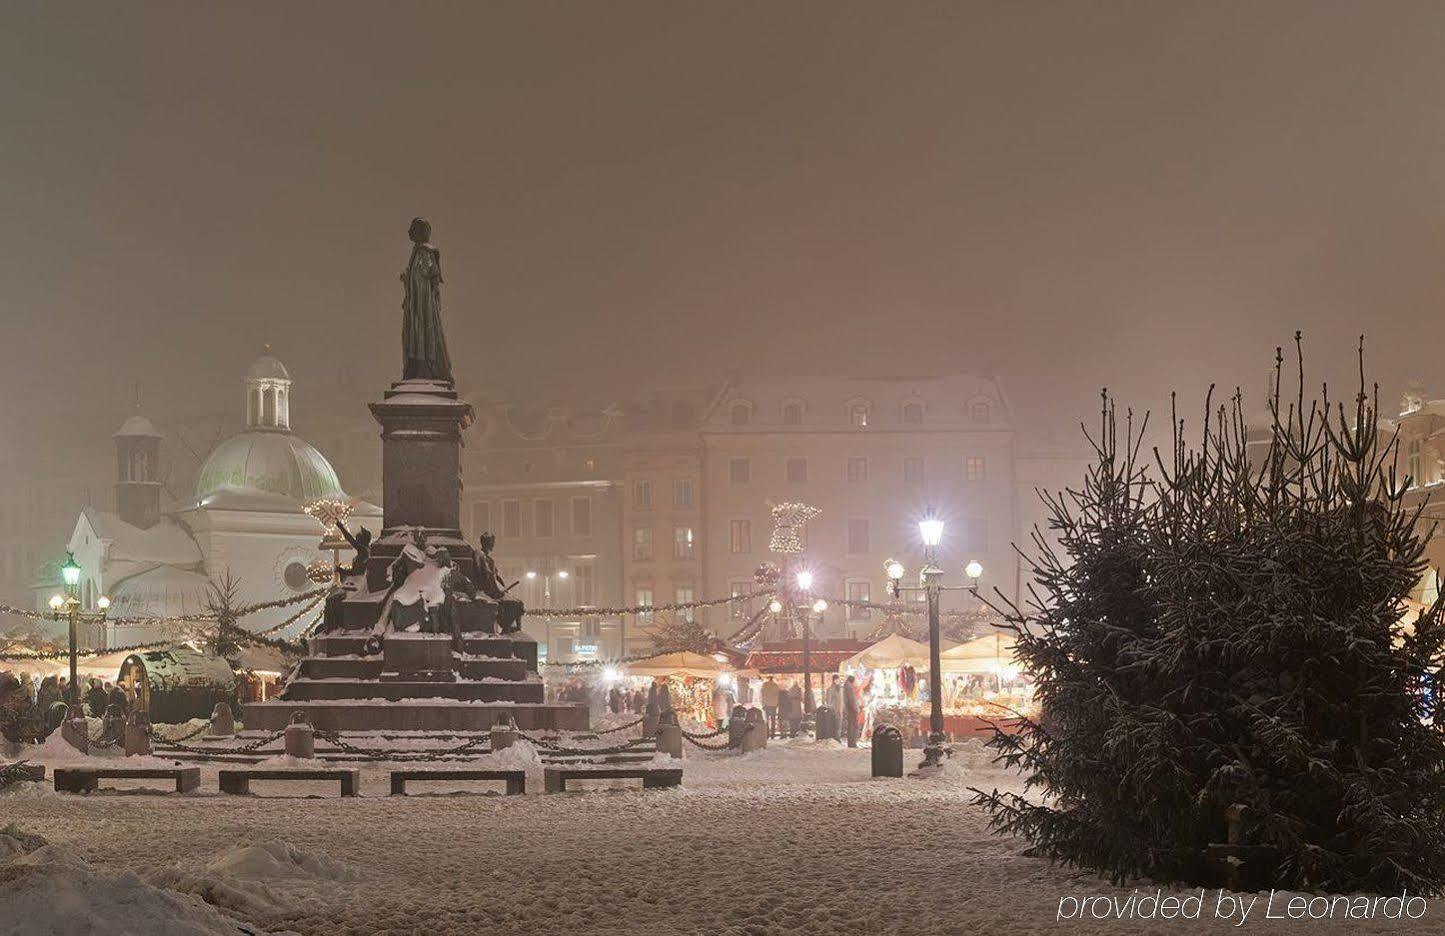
195 430 344 504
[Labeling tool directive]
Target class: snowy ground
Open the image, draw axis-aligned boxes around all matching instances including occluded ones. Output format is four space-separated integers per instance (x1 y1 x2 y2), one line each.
2 728 1443 935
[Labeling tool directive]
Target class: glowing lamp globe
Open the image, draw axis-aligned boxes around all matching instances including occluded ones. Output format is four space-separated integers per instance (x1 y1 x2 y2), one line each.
96 595 111 610
526 571 538 580
48 594 64 610
768 599 783 614
885 559 905 581
61 553 81 588
812 598 828 613
795 570 814 591
965 560 984 580
557 570 569 580
918 515 944 548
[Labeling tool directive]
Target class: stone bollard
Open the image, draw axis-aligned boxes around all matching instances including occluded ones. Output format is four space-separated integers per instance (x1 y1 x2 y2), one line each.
284 711 315 759
102 703 127 745
727 705 749 749
745 707 768 750
490 714 517 752
209 703 235 737
61 709 89 754
124 711 152 757
657 721 683 759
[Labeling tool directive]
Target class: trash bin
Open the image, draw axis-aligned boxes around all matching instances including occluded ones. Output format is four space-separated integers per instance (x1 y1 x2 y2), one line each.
872 724 904 777
814 705 837 742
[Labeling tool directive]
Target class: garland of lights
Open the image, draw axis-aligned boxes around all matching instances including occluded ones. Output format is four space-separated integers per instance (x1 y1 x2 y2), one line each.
768 501 821 554
250 593 328 637
527 589 769 618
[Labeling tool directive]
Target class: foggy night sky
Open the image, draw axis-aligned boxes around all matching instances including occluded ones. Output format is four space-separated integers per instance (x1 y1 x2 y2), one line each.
5 1 1445 454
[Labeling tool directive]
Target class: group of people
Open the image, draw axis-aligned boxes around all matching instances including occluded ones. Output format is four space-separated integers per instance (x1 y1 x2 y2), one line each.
758 673 862 745
0 670 136 741
605 683 656 715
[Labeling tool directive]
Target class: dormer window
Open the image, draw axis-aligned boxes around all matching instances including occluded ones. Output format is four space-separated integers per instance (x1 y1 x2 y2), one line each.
849 402 870 428
901 401 924 425
969 399 991 424
731 402 752 427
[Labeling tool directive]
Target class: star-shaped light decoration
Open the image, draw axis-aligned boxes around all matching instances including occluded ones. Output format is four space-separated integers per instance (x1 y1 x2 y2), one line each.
768 501 821 555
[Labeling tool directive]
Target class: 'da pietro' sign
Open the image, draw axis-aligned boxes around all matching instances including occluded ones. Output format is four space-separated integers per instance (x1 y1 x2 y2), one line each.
1056 888 1430 926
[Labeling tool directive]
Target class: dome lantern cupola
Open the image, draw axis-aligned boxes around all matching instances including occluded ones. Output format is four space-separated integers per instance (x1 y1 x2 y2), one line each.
246 346 292 431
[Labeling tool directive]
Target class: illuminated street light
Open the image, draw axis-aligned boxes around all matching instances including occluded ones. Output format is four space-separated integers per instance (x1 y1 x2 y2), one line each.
812 598 828 614
768 598 783 614
557 570 569 580
48 594 64 610
965 560 984 581
885 559 905 582
61 553 82 587
47 552 110 717
795 570 814 591
526 571 538 580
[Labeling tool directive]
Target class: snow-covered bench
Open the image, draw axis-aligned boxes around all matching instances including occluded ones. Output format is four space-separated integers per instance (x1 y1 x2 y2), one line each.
542 765 682 794
389 768 525 796
54 765 199 794
2 763 45 783
218 767 360 797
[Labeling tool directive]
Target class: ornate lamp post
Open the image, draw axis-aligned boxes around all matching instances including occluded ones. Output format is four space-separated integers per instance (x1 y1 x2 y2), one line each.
886 509 970 770
47 552 110 714
527 567 569 662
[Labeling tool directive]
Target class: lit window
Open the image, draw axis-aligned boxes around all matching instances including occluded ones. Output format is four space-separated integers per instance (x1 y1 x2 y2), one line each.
636 587 654 622
572 497 592 536
673 478 694 508
846 581 871 620
729 519 751 554
730 457 751 484
633 527 654 561
786 457 807 484
534 499 554 538
847 518 870 554
634 479 653 509
676 585 696 622
1408 438 1422 486
966 456 986 482
847 457 868 483
903 457 924 483
849 403 869 428
673 526 696 560
902 401 924 424
730 581 753 619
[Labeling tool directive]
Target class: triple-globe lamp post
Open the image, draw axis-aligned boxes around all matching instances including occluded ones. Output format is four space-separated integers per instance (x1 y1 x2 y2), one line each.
47 552 111 713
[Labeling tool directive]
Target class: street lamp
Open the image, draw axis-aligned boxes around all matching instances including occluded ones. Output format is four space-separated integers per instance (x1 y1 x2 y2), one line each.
527 568 569 662
965 559 984 582
887 509 965 771
796 570 817 714
47 552 111 714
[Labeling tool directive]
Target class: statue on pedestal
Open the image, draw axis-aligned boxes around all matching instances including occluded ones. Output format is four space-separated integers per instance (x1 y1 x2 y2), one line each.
401 217 454 384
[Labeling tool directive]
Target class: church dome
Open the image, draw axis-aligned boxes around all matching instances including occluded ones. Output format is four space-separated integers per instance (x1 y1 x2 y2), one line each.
114 414 161 438
194 431 344 503
247 354 291 382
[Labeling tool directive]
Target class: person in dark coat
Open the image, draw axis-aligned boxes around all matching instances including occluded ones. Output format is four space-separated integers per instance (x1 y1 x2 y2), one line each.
85 679 108 716
107 683 130 717
843 675 861 748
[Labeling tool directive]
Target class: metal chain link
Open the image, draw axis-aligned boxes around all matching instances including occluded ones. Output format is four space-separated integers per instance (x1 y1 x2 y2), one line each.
592 716 645 736
150 727 286 755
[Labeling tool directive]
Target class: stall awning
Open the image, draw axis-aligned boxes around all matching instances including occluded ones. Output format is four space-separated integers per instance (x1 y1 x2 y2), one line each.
622 651 727 679
940 632 1018 673
743 639 869 675
841 633 935 671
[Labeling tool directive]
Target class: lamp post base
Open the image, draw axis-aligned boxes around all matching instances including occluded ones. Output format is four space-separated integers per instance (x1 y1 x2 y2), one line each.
918 732 951 771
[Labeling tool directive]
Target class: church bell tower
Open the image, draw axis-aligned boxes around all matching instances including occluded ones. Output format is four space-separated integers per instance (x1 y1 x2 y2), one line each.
114 411 163 529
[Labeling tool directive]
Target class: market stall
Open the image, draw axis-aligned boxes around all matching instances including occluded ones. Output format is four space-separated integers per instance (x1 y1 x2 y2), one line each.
118 646 237 724
936 633 1034 737
622 651 733 725
838 634 936 742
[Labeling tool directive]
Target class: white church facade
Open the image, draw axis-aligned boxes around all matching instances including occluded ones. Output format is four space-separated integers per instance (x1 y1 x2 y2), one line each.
65 352 380 648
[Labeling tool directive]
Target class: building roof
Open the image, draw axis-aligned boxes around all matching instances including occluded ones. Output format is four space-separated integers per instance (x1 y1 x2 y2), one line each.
108 564 212 620
194 430 344 504
113 414 162 439
80 507 203 566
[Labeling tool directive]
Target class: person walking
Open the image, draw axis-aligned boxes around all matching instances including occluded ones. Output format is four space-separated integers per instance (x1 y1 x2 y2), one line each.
760 676 781 738
843 674 861 748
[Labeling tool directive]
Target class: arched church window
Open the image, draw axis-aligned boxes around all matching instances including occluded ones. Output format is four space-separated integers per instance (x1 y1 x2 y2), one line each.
263 387 277 426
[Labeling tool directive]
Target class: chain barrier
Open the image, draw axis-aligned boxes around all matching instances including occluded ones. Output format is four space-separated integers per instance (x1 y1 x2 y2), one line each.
528 589 769 618
515 730 658 757
151 721 211 743
680 733 733 751
592 716 645 736
150 727 286 756
680 725 728 740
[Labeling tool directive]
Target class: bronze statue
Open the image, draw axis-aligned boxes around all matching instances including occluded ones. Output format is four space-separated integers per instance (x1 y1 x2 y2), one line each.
335 521 372 577
477 532 525 634
401 217 454 383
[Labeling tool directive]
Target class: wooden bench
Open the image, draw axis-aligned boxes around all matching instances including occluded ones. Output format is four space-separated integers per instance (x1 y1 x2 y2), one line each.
389 768 525 796
2 763 45 783
218 767 360 797
543 765 682 794
54 766 199 794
